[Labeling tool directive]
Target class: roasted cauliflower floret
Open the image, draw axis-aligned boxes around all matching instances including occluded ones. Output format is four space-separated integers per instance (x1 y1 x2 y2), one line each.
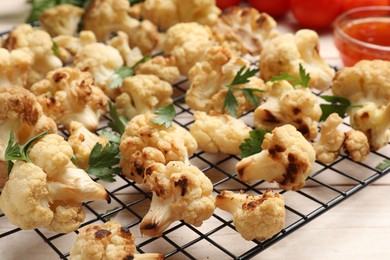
53 31 97 64
344 129 370 162
140 0 221 30
40 4 84 37
3 24 62 87
72 42 123 99
107 31 143 67
162 22 213 76
119 113 197 184
83 0 159 53
30 67 109 131
190 111 251 154
313 113 370 164
236 124 315 190
0 48 33 88
70 221 164 260
68 121 109 169
135 55 181 84
0 87 57 166
0 134 109 233
212 7 279 56
253 80 321 140
332 60 390 150
313 113 345 164
260 29 335 90
186 46 266 116
115 75 173 120
140 161 215 237
215 190 285 241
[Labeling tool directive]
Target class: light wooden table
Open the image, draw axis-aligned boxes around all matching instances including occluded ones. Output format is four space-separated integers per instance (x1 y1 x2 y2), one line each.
1 1 390 259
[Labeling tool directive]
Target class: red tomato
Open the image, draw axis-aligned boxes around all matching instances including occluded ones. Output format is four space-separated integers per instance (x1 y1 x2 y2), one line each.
248 0 290 18
216 0 241 10
290 0 344 28
343 0 389 13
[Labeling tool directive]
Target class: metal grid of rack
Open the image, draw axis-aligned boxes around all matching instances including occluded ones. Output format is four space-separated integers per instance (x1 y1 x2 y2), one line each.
1 75 389 259
1 29 390 260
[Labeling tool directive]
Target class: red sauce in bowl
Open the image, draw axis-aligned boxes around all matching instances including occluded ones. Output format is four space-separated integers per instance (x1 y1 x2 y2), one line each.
334 7 390 66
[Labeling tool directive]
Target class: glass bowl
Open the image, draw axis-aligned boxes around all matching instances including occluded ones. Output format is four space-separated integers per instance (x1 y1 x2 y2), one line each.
333 6 390 66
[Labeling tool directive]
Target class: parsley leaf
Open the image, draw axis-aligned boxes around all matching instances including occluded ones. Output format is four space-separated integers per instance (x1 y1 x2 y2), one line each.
270 63 311 88
375 159 390 171
150 104 176 128
86 143 121 183
224 66 260 117
226 66 258 87
129 0 145 5
108 102 127 136
110 55 150 89
319 95 361 121
52 41 60 57
101 130 122 144
239 129 271 158
224 89 239 118
5 130 49 173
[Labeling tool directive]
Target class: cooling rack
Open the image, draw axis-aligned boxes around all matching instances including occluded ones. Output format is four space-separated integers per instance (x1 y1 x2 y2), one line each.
1 31 390 260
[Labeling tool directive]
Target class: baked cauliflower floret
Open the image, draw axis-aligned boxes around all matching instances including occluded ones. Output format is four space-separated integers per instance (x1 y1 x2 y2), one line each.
186 46 266 117
190 111 251 154
34 68 108 122
215 190 285 241
115 74 173 120
141 0 220 30
53 31 97 64
344 129 370 162
236 124 315 191
72 42 123 99
0 87 57 164
3 24 62 87
260 29 335 90
0 48 33 88
68 121 109 169
332 60 390 150
40 4 84 37
253 80 321 140
30 67 109 131
70 221 164 260
0 134 109 233
313 113 370 164
162 22 213 76
212 7 279 56
107 31 143 67
313 113 345 164
83 0 159 53
135 55 181 84
119 113 197 184
140 161 215 237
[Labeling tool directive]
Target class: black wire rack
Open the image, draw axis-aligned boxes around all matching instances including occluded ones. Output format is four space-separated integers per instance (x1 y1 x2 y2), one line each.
1 30 390 260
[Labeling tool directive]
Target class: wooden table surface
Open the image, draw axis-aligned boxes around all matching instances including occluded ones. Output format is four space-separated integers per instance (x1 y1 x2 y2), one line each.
1 1 390 259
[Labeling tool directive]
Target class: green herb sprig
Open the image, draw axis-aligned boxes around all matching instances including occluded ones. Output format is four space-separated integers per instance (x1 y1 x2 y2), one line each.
86 143 121 183
224 66 262 118
110 55 150 89
107 102 127 136
150 104 176 128
319 95 362 121
270 63 310 88
239 129 270 158
5 130 49 173
375 159 390 171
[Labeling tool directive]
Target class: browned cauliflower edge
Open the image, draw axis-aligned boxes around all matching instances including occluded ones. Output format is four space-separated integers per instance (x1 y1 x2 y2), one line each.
215 190 285 241
236 124 315 191
69 221 164 260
